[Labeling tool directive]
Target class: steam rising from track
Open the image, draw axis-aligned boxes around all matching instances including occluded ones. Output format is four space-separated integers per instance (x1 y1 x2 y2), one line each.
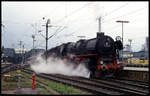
30 54 90 78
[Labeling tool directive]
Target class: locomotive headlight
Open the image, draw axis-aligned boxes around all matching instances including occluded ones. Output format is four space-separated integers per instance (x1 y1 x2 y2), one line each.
100 61 103 64
116 36 121 41
117 60 120 64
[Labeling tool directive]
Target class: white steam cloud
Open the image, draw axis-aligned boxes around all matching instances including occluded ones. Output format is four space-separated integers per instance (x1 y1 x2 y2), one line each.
30 53 90 78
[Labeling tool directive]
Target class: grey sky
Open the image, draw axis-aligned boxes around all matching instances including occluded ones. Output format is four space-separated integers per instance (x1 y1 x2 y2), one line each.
2 1 148 52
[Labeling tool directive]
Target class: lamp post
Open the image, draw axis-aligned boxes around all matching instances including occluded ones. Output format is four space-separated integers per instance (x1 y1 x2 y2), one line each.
128 39 132 64
116 20 129 61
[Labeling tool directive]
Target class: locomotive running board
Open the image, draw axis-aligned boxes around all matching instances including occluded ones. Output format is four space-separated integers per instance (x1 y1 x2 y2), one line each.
74 53 98 57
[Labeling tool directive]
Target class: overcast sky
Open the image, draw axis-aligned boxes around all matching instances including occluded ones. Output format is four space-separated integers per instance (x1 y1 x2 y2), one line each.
2 1 148 52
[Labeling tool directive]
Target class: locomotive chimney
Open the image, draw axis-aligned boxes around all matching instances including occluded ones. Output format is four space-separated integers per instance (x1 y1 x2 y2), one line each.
97 32 104 39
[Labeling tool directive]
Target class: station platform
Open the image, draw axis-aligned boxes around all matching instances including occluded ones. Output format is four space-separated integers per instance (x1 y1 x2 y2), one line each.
2 88 44 94
123 67 149 71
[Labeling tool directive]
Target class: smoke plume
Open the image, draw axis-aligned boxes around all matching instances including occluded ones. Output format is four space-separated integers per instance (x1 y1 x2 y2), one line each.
30 53 90 78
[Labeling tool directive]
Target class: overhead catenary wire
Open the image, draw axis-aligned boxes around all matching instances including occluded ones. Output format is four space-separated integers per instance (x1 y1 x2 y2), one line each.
1 24 10 48
55 31 76 43
54 2 127 32
111 11 148 34
34 39 46 49
53 3 131 40
54 18 96 45
104 24 121 32
2 3 94 48
51 14 95 43
103 7 148 35
48 2 103 44
43 4 62 18
53 2 98 32
53 2 93 25
61 1 69 45
48 26 66 39
55 17 93 40
100 7 148 38
102 6 147 24
102 3 129 18
80 2 129 28
3 2 148 51
128 10 148 23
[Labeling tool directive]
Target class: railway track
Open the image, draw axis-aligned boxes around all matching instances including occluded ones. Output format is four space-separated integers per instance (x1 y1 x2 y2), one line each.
2 64 11 69
88 78 149 95
22 69 124 95
22 68 149 95
1 64 18 74
1 64 29 75
107 78 149 87
48 74 149 95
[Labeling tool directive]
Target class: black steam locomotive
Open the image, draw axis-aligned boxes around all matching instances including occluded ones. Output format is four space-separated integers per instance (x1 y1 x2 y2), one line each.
42 32 123 78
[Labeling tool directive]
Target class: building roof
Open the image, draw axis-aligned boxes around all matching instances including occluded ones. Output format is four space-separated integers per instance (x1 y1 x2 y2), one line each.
3 48 15 57
14 48 30 54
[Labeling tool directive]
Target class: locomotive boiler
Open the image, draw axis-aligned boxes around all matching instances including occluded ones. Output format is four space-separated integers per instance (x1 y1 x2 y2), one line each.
42 32 123 78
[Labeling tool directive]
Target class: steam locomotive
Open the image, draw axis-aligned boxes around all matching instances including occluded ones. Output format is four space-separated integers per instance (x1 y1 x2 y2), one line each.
42 32 123 78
